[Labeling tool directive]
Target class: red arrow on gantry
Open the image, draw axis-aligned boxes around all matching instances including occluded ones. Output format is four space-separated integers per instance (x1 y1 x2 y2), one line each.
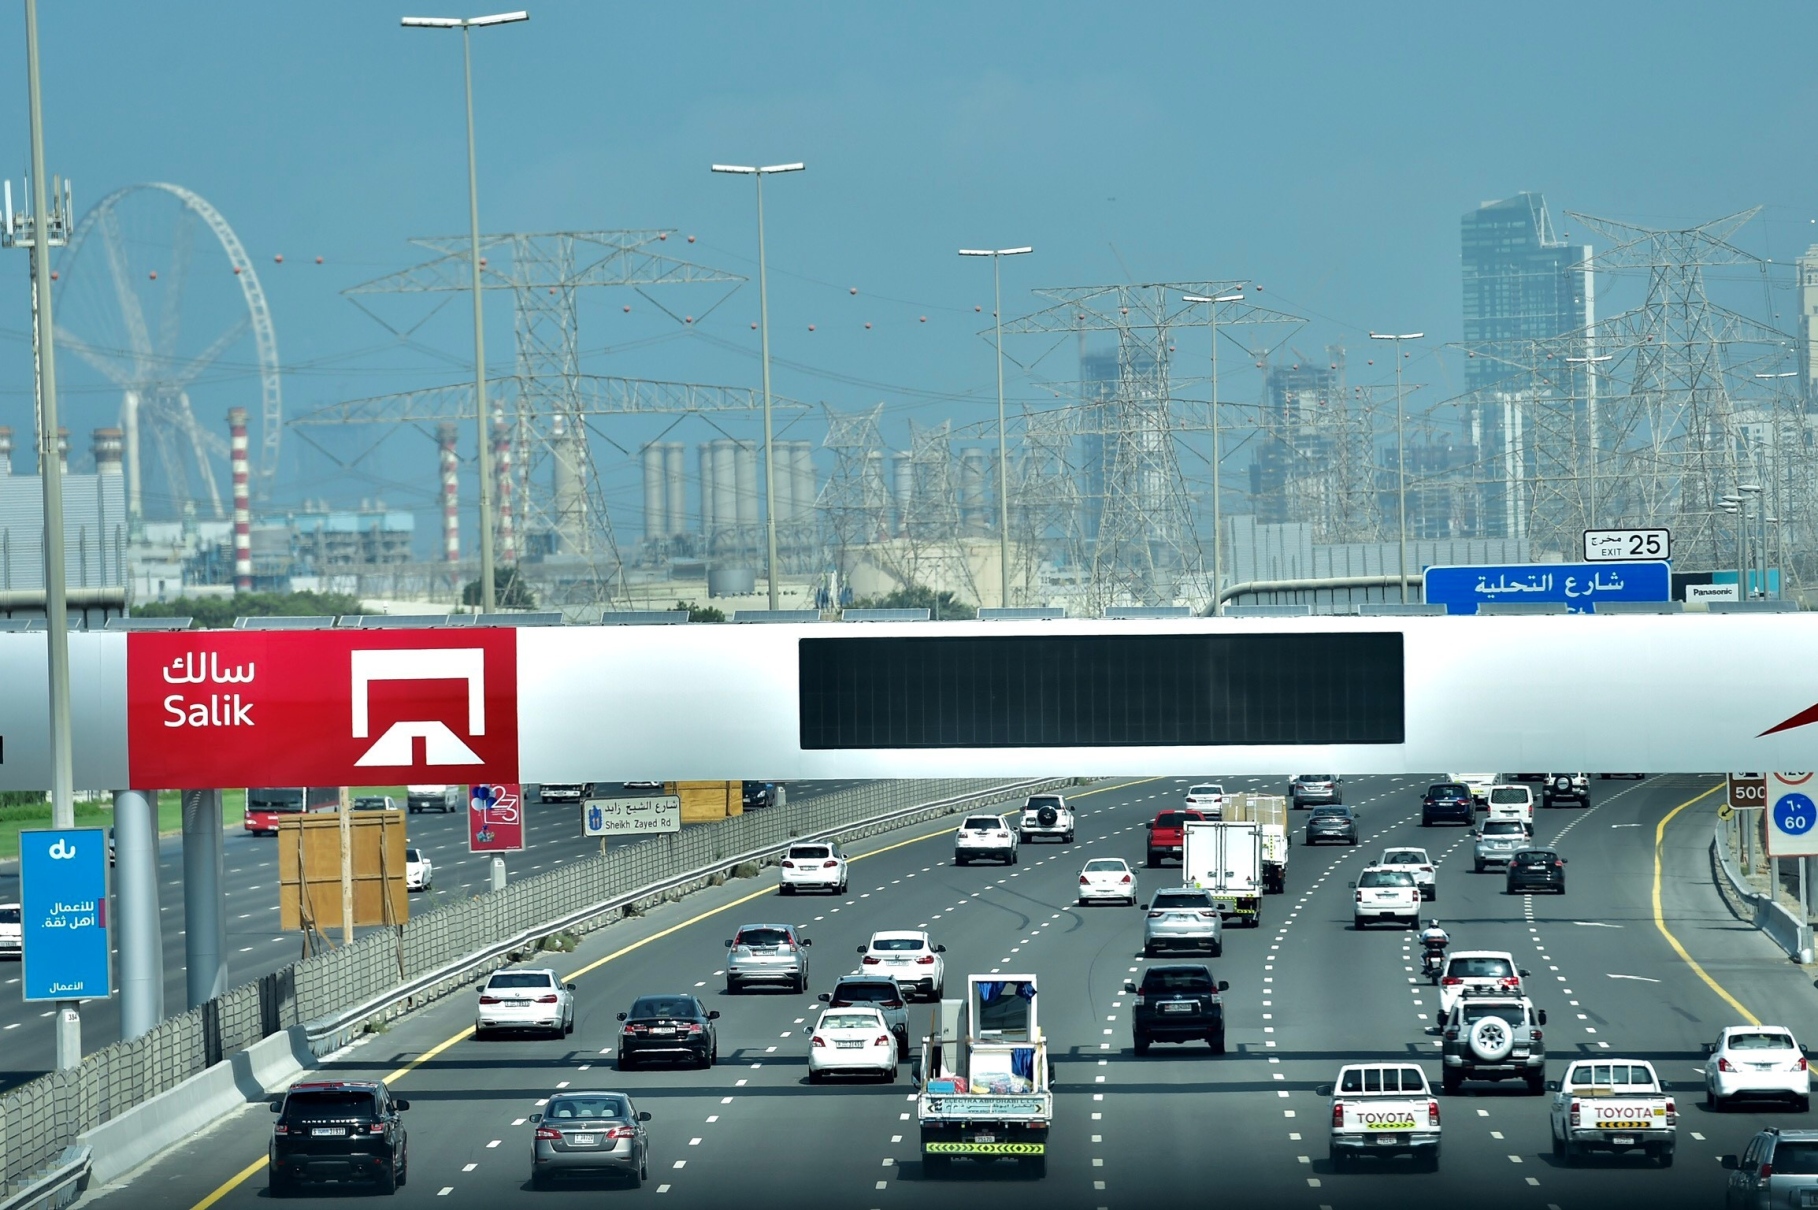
1761 704 1818 737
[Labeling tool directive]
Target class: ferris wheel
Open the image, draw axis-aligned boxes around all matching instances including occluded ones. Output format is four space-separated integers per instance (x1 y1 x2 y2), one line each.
52 182 281 521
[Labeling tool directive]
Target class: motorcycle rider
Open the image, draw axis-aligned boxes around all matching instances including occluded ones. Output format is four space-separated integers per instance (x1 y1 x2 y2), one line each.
1419 918 1450 979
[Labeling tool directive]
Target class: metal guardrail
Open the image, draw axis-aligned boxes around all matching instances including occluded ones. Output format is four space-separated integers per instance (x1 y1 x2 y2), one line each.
0 776 1067 1193
1712 819 1814 963
0 1146 86 1210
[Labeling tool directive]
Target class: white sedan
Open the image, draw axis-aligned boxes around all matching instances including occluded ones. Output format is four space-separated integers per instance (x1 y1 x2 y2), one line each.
857 931 945 1000
1078 858 1137 906
1705 1025 1811 1111
1184 783 1227 818
405 847 433 892
954 815 1017 866
806 1006 897 1083
1375 847 1435 901
476 968 576 1039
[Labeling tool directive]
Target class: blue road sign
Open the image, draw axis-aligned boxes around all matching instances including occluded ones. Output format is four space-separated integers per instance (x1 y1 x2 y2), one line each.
20 828 111 1002
1422 561 1672 615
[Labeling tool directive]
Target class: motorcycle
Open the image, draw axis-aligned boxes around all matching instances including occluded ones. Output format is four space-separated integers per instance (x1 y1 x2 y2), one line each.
1420 937 1448 983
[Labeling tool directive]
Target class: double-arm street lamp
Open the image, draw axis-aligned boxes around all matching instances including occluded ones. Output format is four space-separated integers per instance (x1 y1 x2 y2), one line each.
402 9 528 614
1182 292 1245 614
712 162 805 610
1369 331 1424 602
959 246 1032 609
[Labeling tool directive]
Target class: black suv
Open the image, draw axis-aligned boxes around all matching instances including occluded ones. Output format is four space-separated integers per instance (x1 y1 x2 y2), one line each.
1506 849 1567 895
269 1079 409 1196
1124 964 1229 1055
616 994 720 1069
1421 783 1474 827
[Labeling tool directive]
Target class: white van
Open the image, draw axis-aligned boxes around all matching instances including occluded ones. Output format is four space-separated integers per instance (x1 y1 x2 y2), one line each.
1485 784 1534 826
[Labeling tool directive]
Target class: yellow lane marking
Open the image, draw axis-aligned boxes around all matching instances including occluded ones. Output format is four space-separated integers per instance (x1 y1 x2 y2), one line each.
189 1156 269 1210
190 776 1158 1210
1653 782 1759 1026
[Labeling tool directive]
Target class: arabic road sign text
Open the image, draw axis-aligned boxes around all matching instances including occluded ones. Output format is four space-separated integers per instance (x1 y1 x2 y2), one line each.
469 783 524 853
21 828 111 1002
584 795 682 837
1765 772 1818 857
1584 528 1670 563
1422 561 1672 615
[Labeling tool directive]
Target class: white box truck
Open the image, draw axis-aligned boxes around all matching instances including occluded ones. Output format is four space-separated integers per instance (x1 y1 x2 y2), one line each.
1182 820 1264 927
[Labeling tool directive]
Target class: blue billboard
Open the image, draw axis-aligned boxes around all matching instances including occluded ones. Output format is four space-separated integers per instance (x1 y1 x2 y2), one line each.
20 828 111 1002
1423 561 1672 615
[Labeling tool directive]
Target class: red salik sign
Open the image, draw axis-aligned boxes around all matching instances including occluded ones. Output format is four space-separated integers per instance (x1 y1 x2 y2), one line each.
126 629 519 789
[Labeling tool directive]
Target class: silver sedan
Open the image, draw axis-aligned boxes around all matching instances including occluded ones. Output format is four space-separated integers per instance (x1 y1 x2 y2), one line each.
530 1092 651 1189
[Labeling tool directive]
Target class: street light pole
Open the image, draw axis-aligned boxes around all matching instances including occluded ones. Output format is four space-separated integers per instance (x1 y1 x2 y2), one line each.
1183 293 1244 614
712 162 804 610
403 9 528 614
1370 332 1424 603
959 246 1032 609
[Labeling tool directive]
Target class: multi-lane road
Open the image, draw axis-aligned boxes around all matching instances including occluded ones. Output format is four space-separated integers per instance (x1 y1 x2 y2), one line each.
0 781 871 1091
83 772 1803 1209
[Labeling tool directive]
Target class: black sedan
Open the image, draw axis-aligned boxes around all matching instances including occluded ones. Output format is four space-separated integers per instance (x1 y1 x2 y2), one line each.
616 995 720 1069
1421 782 1475 826
1304 806 1359 846
1506 849 1567 895
1125 964 1229 1054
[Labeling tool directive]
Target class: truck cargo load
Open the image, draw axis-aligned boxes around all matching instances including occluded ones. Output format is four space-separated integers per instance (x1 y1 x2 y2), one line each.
1225 793 1290 893
916 974 1052 1178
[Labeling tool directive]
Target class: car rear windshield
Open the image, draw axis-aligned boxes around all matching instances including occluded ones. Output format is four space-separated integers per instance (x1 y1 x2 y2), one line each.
405 849 422 863
821 1011 882 1031
1567 1063 1653 1087
788 846 831 860
489 972 555 989
1153 891 1213 909
832 982 902 1005
1026 797 1063 809
1447 957 1515 979
1083 859 1126 873
963 818 1002 830
1383 851 1424 865
1514 851 1556 864
629 997 698 1019
1189 785 1222 795
1729 1032 1797 1050
736 928 791 947
1339 1066 1427 1094
546 1096 629 1120
871 937 924 952
1482 821 1525 836
1153 812 1187 828
0 907 18 924
1429 784 1468 796
1773 1142 1818 1174
1142 969 1213 992
1311 807 1350 818
1460 1004 1526 1026
283 1091 375 1121
1360 870 1414 888
1490 788 1529 804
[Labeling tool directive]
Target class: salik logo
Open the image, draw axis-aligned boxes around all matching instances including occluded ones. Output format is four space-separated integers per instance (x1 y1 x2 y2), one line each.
125 629 519 789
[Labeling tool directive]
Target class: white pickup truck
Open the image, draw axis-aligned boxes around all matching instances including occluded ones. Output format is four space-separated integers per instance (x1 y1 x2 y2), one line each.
1323 1062 1441 1170
1548 1058 1676 1167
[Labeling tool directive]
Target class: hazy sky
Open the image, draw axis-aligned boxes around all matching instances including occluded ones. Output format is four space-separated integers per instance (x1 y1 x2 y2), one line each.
1 1 1812 539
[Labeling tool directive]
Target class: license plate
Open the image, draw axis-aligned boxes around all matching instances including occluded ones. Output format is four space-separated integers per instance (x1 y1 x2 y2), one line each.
1799 1191 1818 1208
650 1028 674 1037
1608 1135 1636 1145
1753 1063 1778 1070
1373 1134 1406 1145
1161 1002 1193 1013
571 1134 597 1146
837 1040 864 1049
971 1133 996 1144
310 1127 344 1137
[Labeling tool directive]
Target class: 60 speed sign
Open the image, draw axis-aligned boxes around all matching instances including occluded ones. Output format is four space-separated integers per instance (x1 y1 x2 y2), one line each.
1765 773 1818 857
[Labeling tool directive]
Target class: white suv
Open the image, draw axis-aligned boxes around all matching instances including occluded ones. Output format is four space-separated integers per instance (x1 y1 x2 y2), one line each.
1352 868 1420 929
1437 950 1528 1024
1375 847 1436 901
780 842 848 895
0 903 18 959
954 815 1017 865
1017 794 1075 844
857 930 945 1000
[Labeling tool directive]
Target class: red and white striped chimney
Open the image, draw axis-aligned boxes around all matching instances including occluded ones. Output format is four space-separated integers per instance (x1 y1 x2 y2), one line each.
228 407 252 590
494 419 516 564
437 422 460 568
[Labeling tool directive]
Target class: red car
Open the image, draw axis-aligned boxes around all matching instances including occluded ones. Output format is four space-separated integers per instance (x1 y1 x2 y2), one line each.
1145 809 1208 868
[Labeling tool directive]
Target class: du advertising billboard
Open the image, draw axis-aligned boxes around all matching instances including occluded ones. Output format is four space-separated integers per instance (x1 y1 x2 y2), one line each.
21 828 111 1002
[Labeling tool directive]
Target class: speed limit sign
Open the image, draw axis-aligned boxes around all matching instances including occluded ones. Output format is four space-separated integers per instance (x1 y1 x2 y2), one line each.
1765 773 1818 857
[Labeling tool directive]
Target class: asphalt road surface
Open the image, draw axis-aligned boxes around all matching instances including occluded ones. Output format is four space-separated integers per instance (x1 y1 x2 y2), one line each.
79 772 1802 1210
0 780 871 1091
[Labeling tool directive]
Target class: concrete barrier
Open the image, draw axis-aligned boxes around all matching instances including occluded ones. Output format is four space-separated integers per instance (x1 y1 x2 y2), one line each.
1712 826 1815 964
79 1026 313 1188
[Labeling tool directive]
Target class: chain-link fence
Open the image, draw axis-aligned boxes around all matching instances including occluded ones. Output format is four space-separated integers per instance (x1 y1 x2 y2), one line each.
0 776 1067 1192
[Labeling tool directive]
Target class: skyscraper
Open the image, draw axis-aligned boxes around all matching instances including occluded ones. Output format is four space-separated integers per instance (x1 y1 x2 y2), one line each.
1460 193 1594 541
1798 244 1818 405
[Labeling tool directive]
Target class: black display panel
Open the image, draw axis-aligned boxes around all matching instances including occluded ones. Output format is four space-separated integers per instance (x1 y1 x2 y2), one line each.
799 632 1404 749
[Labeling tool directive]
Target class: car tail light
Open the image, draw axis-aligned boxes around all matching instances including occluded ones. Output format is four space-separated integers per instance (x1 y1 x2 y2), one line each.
273 1124 289 1136
1148 911 1163 919
875 1034 891 1047
782 860 795 869
1499 976 1521 990
862 956 881 965
1444 1029 1458 1041
536 995 558 1004
479 995 500 1005
1355 892 1364 902
1120 874 1132 884
1797 1056 1809 1072
1569 1098 1581 1127
686 1023 703 1033
823 860 839 869
1427 1100 1440 1127
1718 1057 1736 1072
624 1023 646 1034
1531 1029 1543 1042
605 1126 634 1140
1331 1103 1344 1128
1760 1162 1774 1180
1554 860 1565 868
1665 1098 1677 1125
916 956 935 965
1441 977 1462 987
369 1123 387 1134
1419 866 1433 873
535 1127 563 1141
811 1035 826 1047
1081 875 1091 884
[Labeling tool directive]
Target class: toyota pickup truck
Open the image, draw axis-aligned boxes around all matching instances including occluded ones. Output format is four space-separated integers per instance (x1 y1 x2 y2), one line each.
1322 1062 1441 1170
1145 809 1208 868
1548 1058 1676 1167
917 974 1051 1179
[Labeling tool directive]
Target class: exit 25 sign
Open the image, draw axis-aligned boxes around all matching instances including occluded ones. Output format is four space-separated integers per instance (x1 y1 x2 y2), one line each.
1584 528 1670 562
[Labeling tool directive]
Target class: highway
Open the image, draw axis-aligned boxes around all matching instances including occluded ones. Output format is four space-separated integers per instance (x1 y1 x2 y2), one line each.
0 781 870 1092
83 772 1806 1210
